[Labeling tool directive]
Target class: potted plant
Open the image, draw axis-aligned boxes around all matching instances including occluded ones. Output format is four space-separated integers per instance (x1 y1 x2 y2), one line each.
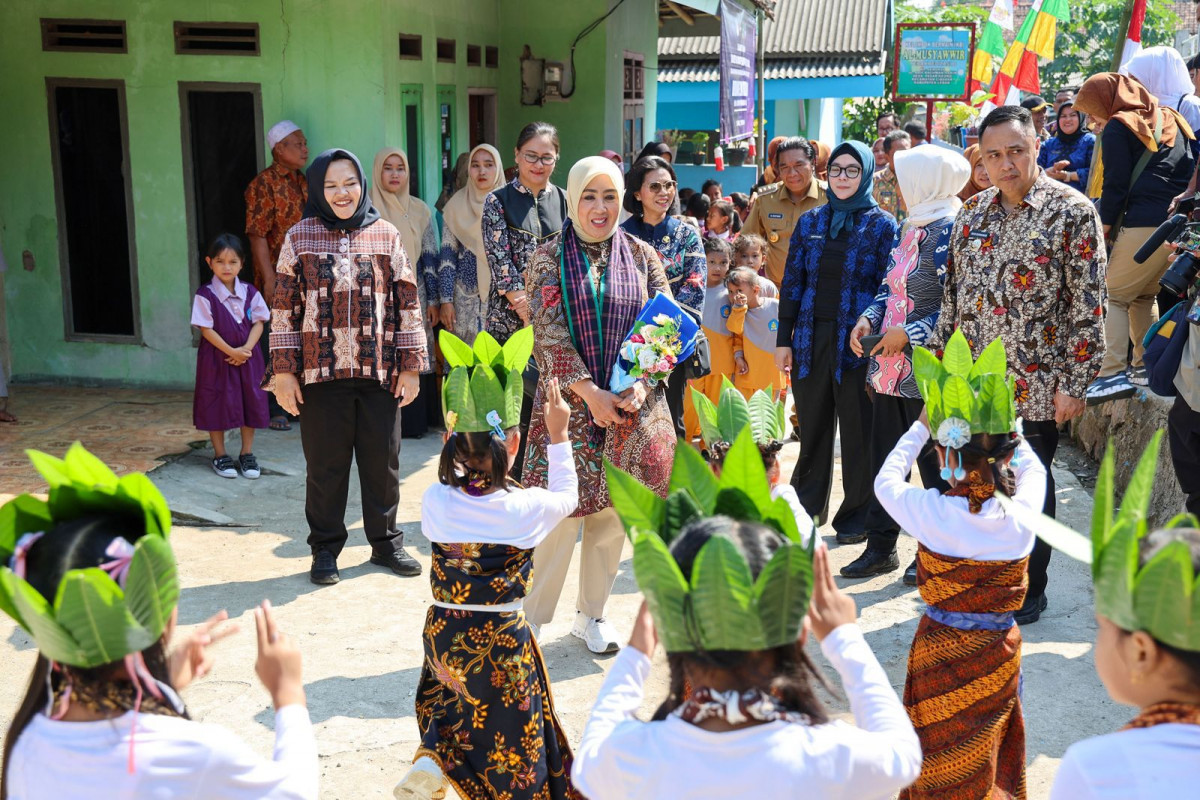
727 140 748 167
658 129 683 163
690 132 709 165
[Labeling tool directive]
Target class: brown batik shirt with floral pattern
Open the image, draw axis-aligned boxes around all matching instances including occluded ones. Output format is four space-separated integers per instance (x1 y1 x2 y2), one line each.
931 171 1107 422
245 162 308 290
267 218 428 392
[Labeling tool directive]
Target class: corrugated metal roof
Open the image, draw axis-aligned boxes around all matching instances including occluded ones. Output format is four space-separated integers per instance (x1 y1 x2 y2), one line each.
657 54 885 82
659 0 889 57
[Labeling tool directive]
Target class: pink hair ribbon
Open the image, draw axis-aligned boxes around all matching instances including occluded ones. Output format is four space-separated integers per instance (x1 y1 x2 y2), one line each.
11 531 45 579
99 537 136 588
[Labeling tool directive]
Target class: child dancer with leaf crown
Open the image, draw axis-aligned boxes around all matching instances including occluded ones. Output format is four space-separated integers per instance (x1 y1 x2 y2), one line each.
1002 433 1200 799
875 330 1046 800
395 327 582 800
1 446 316 799
571 429 921 799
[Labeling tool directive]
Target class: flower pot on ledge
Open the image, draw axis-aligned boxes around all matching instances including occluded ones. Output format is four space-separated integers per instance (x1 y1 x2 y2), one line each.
727 148 747 167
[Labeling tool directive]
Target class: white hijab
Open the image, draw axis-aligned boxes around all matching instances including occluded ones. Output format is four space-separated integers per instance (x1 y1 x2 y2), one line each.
893 147 970 228
1121 46 1193 111
442 144 505 301
566 157 625 244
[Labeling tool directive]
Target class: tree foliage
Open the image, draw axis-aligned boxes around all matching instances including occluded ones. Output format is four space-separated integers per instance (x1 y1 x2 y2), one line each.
844 0 1182 142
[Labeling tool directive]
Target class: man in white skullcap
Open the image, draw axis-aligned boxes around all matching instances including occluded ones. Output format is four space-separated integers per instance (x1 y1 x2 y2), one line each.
245 119 308 430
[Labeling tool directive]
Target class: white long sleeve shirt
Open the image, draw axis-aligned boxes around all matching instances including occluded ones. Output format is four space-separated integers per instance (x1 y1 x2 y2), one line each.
874 422 1046 561
1049 724 1200 799
420 440 578 548
7 704 317 799
770 482 821 550
571 624 922 799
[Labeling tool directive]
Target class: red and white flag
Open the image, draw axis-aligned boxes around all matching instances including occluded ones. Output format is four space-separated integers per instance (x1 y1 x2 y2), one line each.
1120 0 1147 67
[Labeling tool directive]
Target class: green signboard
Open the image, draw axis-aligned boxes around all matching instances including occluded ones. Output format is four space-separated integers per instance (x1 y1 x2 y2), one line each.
894 25 972 101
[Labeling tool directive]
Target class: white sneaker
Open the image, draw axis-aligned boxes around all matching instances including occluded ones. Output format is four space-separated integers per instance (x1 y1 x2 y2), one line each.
394 756 447 800
571 612 621 654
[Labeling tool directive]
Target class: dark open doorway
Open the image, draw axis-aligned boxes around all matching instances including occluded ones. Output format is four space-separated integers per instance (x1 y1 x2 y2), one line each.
48 79 139 340
180 84 263 290
468 90 496 149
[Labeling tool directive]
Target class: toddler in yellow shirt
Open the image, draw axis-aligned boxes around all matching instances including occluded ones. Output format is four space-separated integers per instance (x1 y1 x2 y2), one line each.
684 237 737 445
725 266 786 401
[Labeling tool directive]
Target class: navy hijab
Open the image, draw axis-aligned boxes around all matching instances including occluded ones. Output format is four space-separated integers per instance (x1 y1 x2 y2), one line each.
303 148 381 231
826 140 877 239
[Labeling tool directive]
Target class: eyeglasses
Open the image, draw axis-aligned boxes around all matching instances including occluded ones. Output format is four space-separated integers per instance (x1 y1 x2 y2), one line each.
646 180 677 194
520 151 559 167
828 165 863 179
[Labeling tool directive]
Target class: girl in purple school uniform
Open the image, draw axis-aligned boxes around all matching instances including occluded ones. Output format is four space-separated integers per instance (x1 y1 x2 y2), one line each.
191 233 271 479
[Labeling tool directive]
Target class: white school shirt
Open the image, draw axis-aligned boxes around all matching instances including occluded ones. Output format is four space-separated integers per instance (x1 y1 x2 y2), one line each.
191 276 271 328
571 625 922 800
420 440 578 548
7 704 317 800
1049 724 1200 799
770 482 821 550
874 422 1046 561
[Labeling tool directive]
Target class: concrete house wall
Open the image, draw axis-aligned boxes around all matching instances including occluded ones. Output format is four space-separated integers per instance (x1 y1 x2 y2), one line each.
0 0 657 388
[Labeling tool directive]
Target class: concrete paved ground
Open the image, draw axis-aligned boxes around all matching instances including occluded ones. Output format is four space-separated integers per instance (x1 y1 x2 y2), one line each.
0 421 1118 799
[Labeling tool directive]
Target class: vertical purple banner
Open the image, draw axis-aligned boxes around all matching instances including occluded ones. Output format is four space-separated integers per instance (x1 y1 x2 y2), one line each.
719 0 756 145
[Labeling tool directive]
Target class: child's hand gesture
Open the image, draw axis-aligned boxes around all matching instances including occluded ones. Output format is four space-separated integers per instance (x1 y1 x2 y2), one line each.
734 353 749 375
628 600 658 657
730 290 748 308
544 377 571 444
254 599 306 710
807 546 857 641
168 609 239 690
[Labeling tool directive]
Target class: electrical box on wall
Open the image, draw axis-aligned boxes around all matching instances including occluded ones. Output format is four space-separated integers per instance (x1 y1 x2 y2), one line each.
543 62 564 101
520 46 568 106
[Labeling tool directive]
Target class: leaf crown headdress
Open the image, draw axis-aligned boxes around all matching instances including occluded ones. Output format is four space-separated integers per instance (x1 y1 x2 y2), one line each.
913 331 1017 470
0 444 178 668
440 327 535 435
1002 432 1200 652
606 428 814 653
690 380 786 449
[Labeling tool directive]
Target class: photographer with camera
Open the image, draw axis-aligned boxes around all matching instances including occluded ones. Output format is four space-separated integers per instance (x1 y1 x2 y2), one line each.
1075 73 1196 405
1155 238 1200 517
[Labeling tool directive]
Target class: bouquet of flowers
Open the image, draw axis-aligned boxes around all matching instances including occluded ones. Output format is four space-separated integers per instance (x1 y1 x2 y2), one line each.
610 294 699 393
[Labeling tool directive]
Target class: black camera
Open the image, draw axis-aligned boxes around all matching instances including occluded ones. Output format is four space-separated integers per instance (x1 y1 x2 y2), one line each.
1134 209 1200 298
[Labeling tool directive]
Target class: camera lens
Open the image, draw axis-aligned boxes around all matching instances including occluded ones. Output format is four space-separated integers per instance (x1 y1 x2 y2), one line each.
1161 252 1200 298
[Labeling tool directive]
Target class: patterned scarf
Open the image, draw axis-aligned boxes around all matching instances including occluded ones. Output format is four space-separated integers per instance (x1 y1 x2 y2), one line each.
558 221 642 391
674 686 811 726
946 470 997 514
1122 702 1200 730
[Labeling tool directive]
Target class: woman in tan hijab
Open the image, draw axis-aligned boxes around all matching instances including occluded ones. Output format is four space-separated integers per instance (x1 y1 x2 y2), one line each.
957 144 992 201
371 147 439 437
439 144 505 345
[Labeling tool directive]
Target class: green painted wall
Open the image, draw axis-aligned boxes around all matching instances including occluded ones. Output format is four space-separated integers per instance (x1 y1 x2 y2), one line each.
0 0 503 387
0 0 656 387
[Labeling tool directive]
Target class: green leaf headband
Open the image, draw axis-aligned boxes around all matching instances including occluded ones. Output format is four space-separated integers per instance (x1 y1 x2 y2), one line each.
691 380 786 449
606 428 815 653
913 330 1017 450
440 327 534 434
999 431 1200 652
0 444 178 668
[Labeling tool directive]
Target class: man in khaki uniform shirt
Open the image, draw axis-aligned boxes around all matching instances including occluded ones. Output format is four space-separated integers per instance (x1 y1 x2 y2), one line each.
744 137 828 289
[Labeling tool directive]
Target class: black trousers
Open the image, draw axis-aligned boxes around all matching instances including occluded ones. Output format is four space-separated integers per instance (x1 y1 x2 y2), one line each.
300 379 402 558
400 373 438 438
789 320 874 535
510 391 534 483
1022 419 1059 601
864 393 949 552
1169 395 1200 517
664 369 688 440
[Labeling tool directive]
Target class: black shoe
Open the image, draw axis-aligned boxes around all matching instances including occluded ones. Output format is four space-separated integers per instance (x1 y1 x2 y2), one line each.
310 549 340 585
370 547 422 577
835 529 867 545
840 547 900 578
1015 593 1048 625
903 559 918 586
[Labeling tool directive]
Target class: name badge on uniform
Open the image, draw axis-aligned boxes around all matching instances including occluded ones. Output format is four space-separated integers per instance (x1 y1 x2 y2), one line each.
967 228 988 250
768 213 784 219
